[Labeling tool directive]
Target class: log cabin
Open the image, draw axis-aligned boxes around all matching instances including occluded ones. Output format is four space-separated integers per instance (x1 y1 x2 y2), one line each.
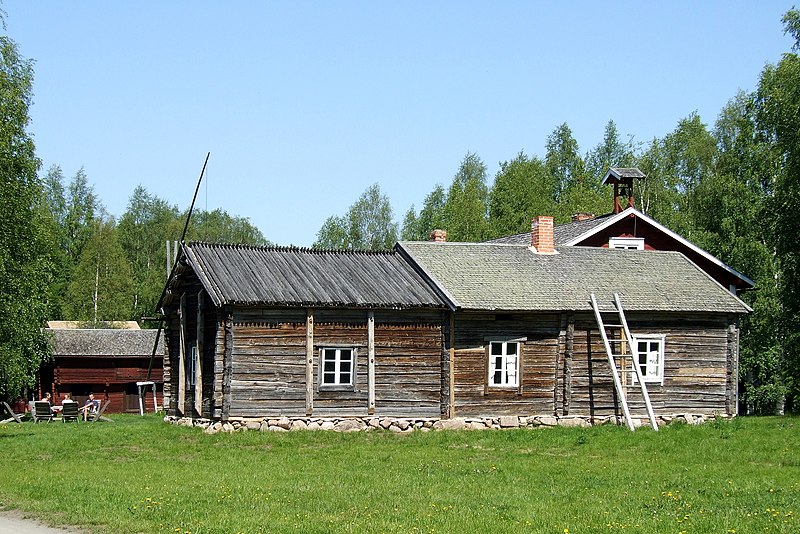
42 322 163 413
398 218 750 423
159 245 447 420
160 218 750 425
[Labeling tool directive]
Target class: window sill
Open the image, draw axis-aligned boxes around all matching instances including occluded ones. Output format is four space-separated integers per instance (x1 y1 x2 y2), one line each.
318 385 356 392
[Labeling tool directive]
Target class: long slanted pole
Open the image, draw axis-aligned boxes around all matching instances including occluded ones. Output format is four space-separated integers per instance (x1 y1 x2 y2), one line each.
180 152 211 245
142 153 211 410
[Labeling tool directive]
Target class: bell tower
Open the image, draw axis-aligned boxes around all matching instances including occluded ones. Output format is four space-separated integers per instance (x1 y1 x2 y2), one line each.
602 167 646 214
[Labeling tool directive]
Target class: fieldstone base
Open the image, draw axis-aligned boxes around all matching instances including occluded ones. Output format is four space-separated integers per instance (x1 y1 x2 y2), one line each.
164 413 723 434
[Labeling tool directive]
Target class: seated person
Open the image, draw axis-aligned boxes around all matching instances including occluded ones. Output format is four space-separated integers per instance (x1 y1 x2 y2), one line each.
62 393 76 404
81 393 101 420
40 392 56 414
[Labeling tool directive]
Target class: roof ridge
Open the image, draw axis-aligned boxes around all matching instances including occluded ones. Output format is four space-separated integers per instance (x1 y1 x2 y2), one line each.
188 241 397 256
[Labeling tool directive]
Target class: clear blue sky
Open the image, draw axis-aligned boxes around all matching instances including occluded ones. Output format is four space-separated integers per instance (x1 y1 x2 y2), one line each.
5 2 794 246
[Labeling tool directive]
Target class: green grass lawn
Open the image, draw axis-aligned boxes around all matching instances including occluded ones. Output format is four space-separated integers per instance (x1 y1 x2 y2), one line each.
0 415 797 533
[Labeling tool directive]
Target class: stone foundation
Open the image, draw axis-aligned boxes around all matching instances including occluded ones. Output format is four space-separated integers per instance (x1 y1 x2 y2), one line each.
165 413 721 434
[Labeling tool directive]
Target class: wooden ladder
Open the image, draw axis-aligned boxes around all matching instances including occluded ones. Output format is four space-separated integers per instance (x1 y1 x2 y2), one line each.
590 292 659 431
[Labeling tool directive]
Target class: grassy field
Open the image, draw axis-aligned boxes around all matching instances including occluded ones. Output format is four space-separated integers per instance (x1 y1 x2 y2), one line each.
0 415 797 533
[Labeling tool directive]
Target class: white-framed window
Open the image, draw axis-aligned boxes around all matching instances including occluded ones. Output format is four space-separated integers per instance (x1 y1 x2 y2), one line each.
609 237 645 250
488 341 520 388
320 348 355 388
633 335 665 384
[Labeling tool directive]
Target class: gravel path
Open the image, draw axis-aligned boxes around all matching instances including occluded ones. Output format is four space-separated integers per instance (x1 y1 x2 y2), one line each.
0 510 86 533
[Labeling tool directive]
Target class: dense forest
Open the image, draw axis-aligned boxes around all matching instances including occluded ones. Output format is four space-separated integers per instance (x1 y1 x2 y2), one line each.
1 10 799 415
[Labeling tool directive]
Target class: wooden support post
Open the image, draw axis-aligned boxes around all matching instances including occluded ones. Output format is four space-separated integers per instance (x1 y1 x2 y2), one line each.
449 313 455 418
564 315 574 416
222 313 233 421
195 291 204 417
306 309 314 416
367 311 375 415
178 294 186 416
727 319 740 416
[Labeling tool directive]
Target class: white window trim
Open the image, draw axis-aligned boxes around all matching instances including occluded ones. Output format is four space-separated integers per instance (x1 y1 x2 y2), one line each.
319 347 356 390
487 341 520 388
609 237 645 250
632 334 665 385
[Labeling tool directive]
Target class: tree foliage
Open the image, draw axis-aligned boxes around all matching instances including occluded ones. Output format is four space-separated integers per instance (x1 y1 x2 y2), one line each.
488 152 554 237
0 35 53 398
401 184 447 241
442 152 489 241
545 123 586 204
314 183 398 250
117 186 180 320
65 216 133 324
185 208 268 246
754 8 800 410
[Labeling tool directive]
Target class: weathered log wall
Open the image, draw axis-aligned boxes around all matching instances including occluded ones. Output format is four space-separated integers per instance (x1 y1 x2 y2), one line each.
572 313 733 417
226 307 443 418
372 310 443 417
449 311 736 418
54 357 162 383
451 312 561 417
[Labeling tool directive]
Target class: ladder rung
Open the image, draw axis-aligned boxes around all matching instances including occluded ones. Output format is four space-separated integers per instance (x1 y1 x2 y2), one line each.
605 324 624 328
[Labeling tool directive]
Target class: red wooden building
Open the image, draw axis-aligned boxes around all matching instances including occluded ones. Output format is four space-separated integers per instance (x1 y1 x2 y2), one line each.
41 322 164 413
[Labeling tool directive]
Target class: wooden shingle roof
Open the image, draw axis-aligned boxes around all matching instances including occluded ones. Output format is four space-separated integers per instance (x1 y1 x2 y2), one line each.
180 242 446 309
602 167 647 184
397 242 751 314
48 328 162 357
486 214 614 246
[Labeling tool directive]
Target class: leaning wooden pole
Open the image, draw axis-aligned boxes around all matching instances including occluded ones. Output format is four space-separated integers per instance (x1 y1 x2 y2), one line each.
180 152 211 245
145 153 211 400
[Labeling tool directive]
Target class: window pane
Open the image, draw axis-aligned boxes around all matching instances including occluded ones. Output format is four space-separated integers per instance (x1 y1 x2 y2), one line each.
490 342 502 355
340 349 352 361
340 371 351 385
494 370 502 384
324 360 335 372
340 360 351 373
633 337 664 382
322 372 335 384
507 343 517 355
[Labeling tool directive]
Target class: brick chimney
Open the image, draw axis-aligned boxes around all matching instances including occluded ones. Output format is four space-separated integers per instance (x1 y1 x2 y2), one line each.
531 216 555 254
571 212 595 222
429 229 447 242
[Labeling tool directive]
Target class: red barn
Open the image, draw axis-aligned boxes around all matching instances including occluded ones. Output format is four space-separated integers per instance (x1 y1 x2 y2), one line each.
41 322 163 413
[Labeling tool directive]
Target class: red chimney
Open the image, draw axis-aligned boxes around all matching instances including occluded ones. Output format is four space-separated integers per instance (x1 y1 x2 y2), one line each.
571 212 595 222
531 216 555 254
429 229 447 243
